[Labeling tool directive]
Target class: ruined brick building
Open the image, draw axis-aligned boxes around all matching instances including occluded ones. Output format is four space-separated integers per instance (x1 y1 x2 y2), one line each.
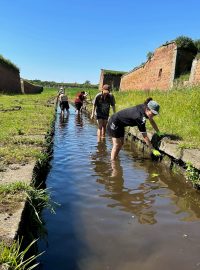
120 41 200 91
99 69 126 90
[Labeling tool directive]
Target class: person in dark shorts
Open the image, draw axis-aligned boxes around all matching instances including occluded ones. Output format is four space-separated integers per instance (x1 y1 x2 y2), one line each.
107 97 160 160
58 90 69 117
91 84 116 140
74 91 86 114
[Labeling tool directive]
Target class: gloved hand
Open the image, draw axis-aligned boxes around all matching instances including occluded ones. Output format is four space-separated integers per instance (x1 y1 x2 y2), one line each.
152 149 161 157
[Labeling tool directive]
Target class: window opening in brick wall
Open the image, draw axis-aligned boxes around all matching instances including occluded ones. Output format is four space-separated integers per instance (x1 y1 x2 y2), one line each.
158 68 162 79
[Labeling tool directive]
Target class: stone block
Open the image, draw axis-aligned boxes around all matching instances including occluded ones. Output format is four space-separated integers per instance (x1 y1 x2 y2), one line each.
159 138 182 159
182 149 200 170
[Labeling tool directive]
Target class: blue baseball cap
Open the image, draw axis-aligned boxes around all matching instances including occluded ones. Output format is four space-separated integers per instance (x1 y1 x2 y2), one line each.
147 100 160 115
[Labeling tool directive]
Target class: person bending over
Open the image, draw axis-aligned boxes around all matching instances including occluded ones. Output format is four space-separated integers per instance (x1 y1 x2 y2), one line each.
74 91 86 114
107 97 160 160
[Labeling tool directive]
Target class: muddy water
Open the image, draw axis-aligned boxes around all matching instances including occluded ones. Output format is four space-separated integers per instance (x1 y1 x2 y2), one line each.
38 107 200 270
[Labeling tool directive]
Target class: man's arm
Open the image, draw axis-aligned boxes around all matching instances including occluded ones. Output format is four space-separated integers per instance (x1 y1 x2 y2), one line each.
141 132 153 149
91 104 96 119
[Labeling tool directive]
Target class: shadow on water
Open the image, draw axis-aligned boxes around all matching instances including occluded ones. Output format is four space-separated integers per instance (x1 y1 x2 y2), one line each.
37 106 200 270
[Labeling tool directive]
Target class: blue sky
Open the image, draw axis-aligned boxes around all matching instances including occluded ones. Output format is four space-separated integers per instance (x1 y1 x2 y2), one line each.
0 0 200 84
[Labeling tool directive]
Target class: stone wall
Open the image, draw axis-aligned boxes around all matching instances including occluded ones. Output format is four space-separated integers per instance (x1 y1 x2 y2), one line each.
0 64 21 93
189 58 200 85
120 43 177 91
21 80 43 94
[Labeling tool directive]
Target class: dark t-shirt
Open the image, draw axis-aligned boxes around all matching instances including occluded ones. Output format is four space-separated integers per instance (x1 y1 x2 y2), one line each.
110 104 147 133
93 93 115 118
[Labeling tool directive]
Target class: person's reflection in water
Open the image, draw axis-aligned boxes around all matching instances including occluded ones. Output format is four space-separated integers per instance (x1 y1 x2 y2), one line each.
92 141 157 224
75 113 83 127
91 140 111 177
108 161 157 224
59 113 69 129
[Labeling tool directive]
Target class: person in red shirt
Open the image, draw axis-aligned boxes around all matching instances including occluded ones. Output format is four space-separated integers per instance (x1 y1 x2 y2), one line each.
74 91 86 114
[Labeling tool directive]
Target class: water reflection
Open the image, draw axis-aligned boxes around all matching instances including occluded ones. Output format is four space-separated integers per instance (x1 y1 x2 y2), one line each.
75 113 83 126
59 113 69 128
125 143 200 222
91 140 157 224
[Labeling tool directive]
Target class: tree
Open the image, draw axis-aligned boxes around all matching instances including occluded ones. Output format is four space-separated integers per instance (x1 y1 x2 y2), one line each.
146 51 153 60
84 80 91 85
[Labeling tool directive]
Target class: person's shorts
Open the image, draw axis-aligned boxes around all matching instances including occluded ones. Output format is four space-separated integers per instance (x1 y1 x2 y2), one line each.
107 119 125 138
75 102 82 111
60 101 69 110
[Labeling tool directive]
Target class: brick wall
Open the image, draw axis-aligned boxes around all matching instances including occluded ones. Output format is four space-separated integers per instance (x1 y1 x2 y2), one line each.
0 64 21 93
189 58 200 85
120 43 177 91
21 80 43 94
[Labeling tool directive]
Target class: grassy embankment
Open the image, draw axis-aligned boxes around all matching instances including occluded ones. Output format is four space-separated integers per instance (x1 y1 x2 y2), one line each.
0 88 56 167
0 88 57 268
66 86 199 149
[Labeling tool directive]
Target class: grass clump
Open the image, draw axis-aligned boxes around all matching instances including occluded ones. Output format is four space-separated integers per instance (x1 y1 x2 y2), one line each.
0 181 57 220
0 238 43 270
186 163 200 187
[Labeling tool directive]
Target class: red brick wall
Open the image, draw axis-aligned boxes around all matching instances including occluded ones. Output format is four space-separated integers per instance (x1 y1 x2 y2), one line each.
189 58 200 85
120 43 177 91
0 64 21 93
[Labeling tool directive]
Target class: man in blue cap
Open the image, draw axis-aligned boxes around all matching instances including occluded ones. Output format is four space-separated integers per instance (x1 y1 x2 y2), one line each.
107 97 161 160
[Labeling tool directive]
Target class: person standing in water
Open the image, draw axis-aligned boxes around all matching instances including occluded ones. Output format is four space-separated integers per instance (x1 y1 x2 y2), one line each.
91 84 116 140
57 89 69 117
107 97 160 160
74 91 86 114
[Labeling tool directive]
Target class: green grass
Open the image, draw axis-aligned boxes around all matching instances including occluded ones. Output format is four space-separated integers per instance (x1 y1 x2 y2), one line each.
0 88 56 164
0 238 43 270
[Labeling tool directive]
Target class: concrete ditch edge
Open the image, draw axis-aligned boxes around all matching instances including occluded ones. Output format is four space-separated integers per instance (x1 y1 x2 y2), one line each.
0 115 56 246
126 126 200 175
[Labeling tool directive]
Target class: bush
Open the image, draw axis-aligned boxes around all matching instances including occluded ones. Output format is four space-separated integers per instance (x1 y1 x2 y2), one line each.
175 36 197 53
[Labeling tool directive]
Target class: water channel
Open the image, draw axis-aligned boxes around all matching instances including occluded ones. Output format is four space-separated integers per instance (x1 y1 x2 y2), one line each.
37 105 200 270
